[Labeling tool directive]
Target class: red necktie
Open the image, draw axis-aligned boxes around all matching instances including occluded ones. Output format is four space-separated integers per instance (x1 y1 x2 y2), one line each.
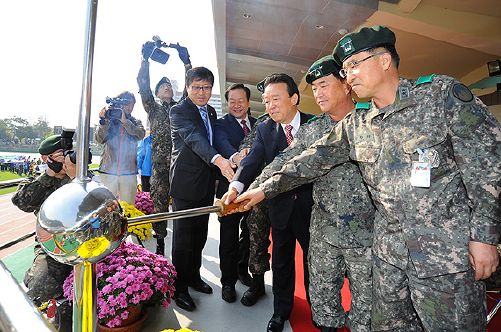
285 124 293 145
241 119 250 136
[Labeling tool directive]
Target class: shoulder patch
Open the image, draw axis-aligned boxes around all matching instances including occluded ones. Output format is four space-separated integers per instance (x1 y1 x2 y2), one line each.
416 74 435 85
307 116 319 123
452 83 473 103
355 102 370 110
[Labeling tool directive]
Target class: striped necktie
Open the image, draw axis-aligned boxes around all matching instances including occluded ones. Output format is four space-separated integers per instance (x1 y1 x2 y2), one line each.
200 106 211 143
241 119 250 136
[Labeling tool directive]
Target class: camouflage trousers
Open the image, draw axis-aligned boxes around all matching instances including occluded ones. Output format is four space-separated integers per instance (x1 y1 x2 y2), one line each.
24 246 73 332
151 162 170 238
308 239 372 331
372 255 486 332
24 246 73 304
24 245 73 331
247 201 271 274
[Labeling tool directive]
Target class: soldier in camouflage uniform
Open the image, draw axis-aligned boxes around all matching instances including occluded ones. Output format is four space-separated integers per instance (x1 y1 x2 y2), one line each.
12 135 76 331
245 56 375 331
136 41 192 255
237 26 501 331
236 110 272 306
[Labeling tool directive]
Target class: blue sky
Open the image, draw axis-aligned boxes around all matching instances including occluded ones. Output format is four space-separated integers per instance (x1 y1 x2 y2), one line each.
0 0 218 129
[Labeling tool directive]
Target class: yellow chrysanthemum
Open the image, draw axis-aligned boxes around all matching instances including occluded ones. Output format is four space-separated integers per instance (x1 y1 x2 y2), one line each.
77 236 110 259
120 201 153 241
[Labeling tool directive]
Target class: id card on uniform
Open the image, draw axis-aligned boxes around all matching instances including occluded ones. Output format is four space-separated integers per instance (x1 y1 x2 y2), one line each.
410 162 430 188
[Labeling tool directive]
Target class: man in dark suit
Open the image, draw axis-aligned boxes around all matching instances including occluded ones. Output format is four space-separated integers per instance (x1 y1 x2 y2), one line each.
169 66 234 312
214 83 257 303
223 74 314 332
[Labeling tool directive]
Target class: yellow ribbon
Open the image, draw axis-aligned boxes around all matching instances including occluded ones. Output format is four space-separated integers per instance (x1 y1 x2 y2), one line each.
82 261 93 332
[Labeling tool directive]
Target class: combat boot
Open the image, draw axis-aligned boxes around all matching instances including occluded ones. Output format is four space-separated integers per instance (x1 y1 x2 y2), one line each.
240 273 265 306
156 238 165 256
319 327 337 332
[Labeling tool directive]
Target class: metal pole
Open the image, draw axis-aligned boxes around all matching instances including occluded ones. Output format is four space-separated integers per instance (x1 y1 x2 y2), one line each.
75 0 98 181
73 0 98 331
127 205 222 227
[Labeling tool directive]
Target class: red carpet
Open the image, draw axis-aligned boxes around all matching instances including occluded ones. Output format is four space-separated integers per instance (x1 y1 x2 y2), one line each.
287 240 501 331
487 291 501 331
289 241 351 332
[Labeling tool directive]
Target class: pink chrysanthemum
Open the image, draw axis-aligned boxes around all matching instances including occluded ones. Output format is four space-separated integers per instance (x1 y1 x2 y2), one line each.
63 242 176 328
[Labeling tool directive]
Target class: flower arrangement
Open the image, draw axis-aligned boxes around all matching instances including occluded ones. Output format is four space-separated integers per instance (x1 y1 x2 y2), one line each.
134 191 155 215
63 242 177 328
120 200 152 241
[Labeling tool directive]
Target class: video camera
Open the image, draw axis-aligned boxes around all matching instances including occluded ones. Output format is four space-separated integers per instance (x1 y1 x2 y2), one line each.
104 96 133 121
143 35 189 65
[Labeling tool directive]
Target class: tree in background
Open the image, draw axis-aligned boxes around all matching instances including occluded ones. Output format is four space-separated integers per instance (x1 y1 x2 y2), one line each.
0 116 53 143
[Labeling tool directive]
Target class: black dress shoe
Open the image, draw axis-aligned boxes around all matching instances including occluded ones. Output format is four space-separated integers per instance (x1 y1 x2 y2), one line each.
221 285 236 303
267 314 285 332
240 284 265 306
319 327 337 332
174 292 196 311
238 272 253 287
189 279 213 294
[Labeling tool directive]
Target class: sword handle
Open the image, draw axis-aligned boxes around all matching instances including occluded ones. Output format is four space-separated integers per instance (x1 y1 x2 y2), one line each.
214 199 249 217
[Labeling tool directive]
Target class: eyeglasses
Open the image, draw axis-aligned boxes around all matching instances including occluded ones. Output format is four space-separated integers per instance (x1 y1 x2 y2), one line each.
339 52 386 78
159 83 172 89
190 85 213 93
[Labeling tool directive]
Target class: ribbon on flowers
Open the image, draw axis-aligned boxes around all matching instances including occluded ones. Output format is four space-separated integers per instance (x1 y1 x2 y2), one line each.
82 261 93 332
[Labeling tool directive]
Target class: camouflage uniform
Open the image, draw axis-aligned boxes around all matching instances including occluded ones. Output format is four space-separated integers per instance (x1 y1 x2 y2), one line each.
239 113 272 274
259 75 501 331
137 60 175 238
250 113 375 330
12 173 73 331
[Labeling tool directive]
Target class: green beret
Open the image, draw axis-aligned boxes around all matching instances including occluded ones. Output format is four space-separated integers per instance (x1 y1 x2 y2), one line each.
333 26 396 65
305 55 341 84
256 78 266 93
38 135 62 155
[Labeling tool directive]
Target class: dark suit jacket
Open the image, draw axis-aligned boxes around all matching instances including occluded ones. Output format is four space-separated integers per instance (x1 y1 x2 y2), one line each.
169 97 219 201
214 113 257 198
233 111 314 229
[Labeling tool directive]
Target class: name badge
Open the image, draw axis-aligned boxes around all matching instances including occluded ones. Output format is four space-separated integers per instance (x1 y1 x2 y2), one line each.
410 162 430 188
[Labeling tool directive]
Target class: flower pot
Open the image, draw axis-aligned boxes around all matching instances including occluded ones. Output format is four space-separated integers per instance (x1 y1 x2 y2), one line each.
98 306 147 332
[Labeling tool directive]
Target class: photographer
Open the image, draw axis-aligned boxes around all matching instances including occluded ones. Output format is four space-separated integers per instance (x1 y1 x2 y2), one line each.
95 91 145 204
12 133 79 332
136 38 191 256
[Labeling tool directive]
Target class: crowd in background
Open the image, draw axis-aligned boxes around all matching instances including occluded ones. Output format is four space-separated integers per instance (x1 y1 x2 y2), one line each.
0 156 43 176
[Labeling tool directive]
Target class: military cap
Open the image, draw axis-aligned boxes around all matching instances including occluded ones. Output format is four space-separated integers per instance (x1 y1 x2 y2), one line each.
38 135 62 155
155 77 171 95
256 78 266 93
305 55 342 84
333 26 396 64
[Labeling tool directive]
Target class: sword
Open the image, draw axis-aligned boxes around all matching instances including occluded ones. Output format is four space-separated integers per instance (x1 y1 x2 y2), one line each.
127 199 247 227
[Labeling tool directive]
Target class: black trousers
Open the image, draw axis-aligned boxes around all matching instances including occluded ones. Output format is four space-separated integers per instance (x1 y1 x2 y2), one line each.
219 212 250 286
171 195 212 294
271 203 311 319
238 214 250 275
140 175 151 192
